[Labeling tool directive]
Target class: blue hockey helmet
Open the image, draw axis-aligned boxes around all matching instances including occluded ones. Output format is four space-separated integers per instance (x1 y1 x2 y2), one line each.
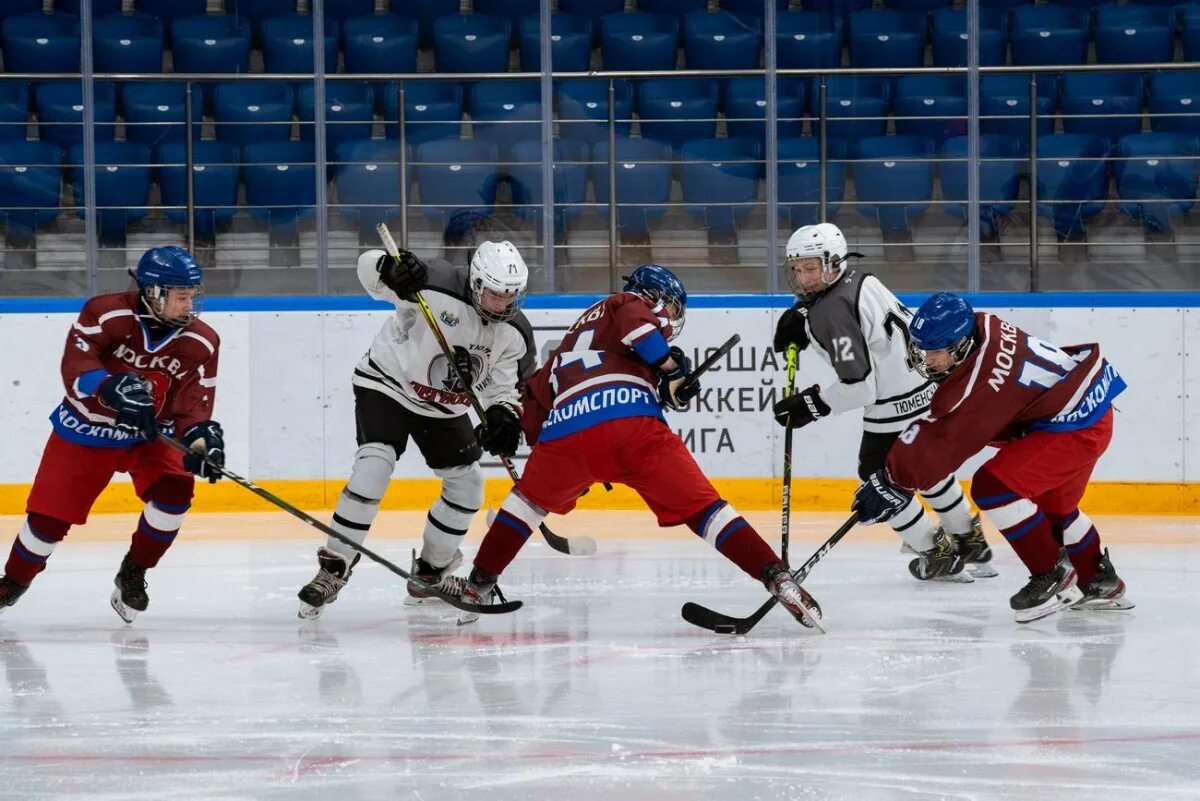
623 264 687 339
133 246 204 327
907 292 976 380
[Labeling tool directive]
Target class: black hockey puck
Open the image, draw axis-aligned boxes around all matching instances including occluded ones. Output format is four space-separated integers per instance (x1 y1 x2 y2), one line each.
713 624 737 634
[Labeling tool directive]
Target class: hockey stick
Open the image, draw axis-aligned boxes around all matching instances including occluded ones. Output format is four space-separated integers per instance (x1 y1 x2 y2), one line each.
780 342 799 566
158 435 521 616
375 223 598 557
681 512 859 635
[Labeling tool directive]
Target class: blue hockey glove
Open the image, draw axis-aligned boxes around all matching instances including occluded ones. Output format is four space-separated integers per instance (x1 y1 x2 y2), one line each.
852 470 914 525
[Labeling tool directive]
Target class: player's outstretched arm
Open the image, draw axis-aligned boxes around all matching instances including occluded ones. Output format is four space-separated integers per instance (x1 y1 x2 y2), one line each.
356 248 427 305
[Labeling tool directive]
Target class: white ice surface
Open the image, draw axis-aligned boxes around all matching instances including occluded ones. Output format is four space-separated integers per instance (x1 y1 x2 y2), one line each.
1 535 1197 800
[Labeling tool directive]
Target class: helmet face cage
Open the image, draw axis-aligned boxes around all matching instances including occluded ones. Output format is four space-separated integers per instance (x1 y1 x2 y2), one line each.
469 241 529 324
640 287 686 340
143 282 205 328
785 252 845 300
906 334 973 381
470 278 527 323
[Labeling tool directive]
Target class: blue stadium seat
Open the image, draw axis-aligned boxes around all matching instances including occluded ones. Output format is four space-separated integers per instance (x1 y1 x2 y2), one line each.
261 15 340 73
343 14 418 82
682 10 763 71
0 140 62 244
157 141 240 240
1 0 44 25
2 13 81 73
592 136 673 236
55 0 123 14
981 73 1056 153
1035 133 1110 242
298 82 375 162
1010 5 1089 66
433 14 512 75
883 0 953 10
640 0 709 16
940 134 1021 238
804 0 872 19
601 12 680 71
1060 72 1145 142
243 140 318 229
223 0 297 44
775 11 842 76
720 0 789 17
1095 4 1173 28
323 0 375 22
679 137 762 238
470 80 543 161
518 13 592 72
823 95 888 156
1095 15 1173 65
333 139 410 236
383 81 464 145
1115 132 1200 234
1149 71 1200 136
414 138 500 240
637 78 719 151
509 138 590 240
556 79 634 146
36 81 117 149
390 0 459 46
121 82 204 150
849 9 927 69
930 7 1007 66
558 0 624 43
171 15 252 76
724 78 806 140
93 14 163 74
1183 8 1200 62
69 141 151 247
474 0 540 32
1011 4 1090 29
854 135 935 238
0 84 29 143
135 0 207 24
213 82 294 147
824 75 891 108
777 137 846 228
894 93 968 148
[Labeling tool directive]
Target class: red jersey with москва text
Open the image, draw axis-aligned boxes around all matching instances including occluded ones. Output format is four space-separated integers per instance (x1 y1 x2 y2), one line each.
53 291 220 449
520 292 675 445
885 311 1125 491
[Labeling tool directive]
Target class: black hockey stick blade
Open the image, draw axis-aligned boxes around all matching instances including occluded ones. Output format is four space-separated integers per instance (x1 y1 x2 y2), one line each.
681 512 859 635
486 508 598 556
159 435 522 616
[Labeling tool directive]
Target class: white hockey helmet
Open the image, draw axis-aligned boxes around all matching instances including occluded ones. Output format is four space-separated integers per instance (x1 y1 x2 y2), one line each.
468 240 529 323
785 222 857 299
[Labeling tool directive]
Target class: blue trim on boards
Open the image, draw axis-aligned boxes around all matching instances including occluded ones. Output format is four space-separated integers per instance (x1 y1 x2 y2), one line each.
2 292 1200 314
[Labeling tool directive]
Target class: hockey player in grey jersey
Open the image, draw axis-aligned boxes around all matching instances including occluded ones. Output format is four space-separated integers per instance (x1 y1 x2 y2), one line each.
770 223 994 581
297 241 536 619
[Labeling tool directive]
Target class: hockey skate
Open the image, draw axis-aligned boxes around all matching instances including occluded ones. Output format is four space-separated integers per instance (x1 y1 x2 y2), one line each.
908 530 973 583
111 553 150 624
405 549 464 605
763 563 824 632
455 567 500 626
297 547 361 620
1070 549 1135 611
953 514 998 578
1011 559 1084 623
0 576 29 614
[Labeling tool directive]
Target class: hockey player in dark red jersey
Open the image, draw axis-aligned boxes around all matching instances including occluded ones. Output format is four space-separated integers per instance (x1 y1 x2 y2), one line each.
852 292 1134 623
0 246 225 623
437 264 823 628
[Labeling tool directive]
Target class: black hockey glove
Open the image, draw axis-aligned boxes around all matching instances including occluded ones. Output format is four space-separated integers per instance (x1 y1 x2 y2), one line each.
772 384 830 429
99 372 158 439
476 404 521 457
852 470 914 525
659 346 700 411
182 420 225 483
377 249 428 301
772 303 810 354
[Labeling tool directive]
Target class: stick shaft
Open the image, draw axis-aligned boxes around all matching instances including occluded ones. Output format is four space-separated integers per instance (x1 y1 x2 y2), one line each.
781 343 799 566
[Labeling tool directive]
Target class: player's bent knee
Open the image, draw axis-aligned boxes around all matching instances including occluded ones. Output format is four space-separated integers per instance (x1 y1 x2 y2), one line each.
26 513 71 544
346 442 396 501
433 463 484 511
969 463 1009 504
146 474 194 508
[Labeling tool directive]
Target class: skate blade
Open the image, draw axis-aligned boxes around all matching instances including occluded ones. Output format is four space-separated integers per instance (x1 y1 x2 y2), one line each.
297 602 324 620
928 571 975 584
404 593 445 607
799 608 825 634
110 590 139 624
1015 585 1083 623
1070 596 1136 611
966 563 999 579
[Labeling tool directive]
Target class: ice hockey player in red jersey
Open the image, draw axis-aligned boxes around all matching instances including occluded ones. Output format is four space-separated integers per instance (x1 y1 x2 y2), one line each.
851 292 1134 623
436 264 823 628
0 247 224 623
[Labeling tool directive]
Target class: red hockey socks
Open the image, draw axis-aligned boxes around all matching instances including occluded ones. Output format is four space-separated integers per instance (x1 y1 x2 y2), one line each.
1049 509 1103 586
970 465 1059 575
129 475 194 569
5 513 70 586
473 491 546 578
687 500 779 580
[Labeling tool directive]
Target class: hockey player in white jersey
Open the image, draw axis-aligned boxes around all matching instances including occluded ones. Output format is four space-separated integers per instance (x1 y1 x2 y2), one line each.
770 223 994 581
297 241 535 619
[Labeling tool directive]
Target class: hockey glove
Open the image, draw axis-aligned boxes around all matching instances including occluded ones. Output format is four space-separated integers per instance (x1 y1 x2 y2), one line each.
659 346 700 411
182 420 225 483
852 470 914 525
99 372 158 439
772 384 830 429
476 404 521 457
772 303 810 354
377 249 428 301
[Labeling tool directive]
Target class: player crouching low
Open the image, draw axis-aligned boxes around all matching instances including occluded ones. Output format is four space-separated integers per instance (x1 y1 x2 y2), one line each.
437 264 823 629
852 292 1133 623
0 247 225 623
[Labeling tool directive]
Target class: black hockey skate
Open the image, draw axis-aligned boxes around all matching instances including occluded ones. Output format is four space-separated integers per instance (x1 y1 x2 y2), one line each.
763 563 824 632
455 567 500 626
909 530 972 583
298 547 361 620
0 576 29 613
953 514 998 578
111 553 150 624
1011 559 1083 623
1070 549 1135 611
405 549 464 606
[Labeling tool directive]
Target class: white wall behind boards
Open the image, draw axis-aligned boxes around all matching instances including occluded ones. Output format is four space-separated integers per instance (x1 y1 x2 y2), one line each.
0 303 1185 485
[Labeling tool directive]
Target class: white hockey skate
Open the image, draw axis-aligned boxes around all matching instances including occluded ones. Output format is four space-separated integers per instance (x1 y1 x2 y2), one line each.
405 549 464 606
297 547 361 620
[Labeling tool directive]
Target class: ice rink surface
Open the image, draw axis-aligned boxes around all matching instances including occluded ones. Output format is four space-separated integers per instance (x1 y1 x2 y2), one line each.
1 513 1197 801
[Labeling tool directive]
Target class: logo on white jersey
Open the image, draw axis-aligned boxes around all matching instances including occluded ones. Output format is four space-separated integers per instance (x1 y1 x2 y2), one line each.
440 310 461 327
